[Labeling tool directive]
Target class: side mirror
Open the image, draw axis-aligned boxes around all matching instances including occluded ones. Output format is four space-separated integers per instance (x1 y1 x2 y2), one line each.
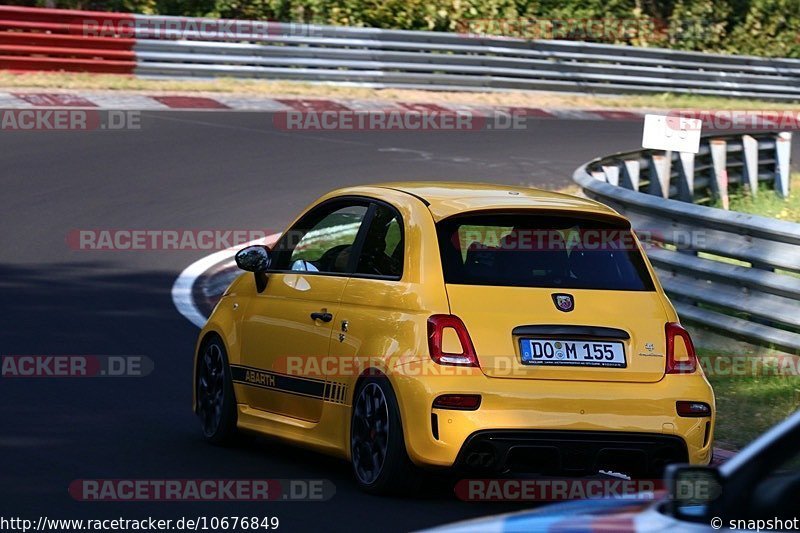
666 464 723 522
235 245 271 273
235 245 271 293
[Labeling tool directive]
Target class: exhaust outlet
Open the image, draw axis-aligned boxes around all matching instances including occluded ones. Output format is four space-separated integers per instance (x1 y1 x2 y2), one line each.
465 450 497 469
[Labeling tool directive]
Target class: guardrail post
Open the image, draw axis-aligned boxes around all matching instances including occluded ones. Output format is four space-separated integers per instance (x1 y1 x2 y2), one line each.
677 151 695 202
710 140 729 210
602 164 620 186
650 152 671 199
621 160 640 191
776 132 792 198
742 134 759 197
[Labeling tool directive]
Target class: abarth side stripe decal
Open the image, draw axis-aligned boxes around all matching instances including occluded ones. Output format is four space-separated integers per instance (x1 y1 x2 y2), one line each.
231 364 347 403
230 365 326 399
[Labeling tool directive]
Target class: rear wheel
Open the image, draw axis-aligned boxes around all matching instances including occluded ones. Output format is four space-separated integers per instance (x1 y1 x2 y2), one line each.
350 377 418 494
196 336 238 445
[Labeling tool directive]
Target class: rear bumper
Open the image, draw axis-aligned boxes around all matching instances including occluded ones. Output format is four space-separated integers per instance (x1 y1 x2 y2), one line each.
456 430 688 477
389 360 714 472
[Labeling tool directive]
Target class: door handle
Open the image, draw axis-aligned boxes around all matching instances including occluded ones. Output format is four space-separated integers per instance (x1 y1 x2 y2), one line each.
310 311 333 323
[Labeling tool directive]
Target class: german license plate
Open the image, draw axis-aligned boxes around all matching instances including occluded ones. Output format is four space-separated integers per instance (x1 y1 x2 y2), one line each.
520 339 626 368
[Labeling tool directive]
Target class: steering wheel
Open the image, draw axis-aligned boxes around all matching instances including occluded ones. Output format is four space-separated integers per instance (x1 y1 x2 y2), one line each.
316 244 351 272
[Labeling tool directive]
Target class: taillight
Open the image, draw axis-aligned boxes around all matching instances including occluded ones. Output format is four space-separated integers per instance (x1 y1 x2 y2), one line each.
427 314 479 367
433 394 482 410
665 322 697 374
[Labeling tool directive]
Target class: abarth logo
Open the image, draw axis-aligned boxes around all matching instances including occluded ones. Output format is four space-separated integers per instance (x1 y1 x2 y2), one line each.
244 369 276 388
552 293 574 312
638 342 663 358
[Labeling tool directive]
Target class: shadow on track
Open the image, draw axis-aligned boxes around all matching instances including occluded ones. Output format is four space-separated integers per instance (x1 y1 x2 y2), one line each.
0 262 534 531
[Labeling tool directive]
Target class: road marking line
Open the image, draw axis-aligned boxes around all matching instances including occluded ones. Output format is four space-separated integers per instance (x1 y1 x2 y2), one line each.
171 234 279 328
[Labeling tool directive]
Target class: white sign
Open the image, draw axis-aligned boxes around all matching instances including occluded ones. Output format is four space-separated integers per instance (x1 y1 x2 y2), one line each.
641 114 702 153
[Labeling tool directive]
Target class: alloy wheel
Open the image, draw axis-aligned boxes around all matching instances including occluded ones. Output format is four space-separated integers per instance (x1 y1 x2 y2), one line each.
351 383 390 485
197 342 225 437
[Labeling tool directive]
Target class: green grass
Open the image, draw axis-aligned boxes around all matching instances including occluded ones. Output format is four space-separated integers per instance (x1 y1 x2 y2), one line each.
695 176 800 449
702 349 800 448
709 375 800 448
696 251 750 267
714 174 800 223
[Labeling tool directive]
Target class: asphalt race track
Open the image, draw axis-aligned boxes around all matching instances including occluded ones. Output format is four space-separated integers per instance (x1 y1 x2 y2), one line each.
0 112 764 531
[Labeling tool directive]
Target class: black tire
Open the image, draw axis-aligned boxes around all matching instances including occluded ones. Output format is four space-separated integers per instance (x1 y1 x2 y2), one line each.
350 376 419 495
196 335 238 445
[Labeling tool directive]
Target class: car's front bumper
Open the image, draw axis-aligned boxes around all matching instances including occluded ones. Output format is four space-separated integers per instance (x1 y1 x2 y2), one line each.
389 360 714 472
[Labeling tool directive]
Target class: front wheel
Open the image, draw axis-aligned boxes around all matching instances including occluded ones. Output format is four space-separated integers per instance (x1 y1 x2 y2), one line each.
196 336 238 445
350 377 418 494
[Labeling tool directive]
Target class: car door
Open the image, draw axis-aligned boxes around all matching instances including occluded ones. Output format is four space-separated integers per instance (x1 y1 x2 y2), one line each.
237 199 370 422
328 201 413 404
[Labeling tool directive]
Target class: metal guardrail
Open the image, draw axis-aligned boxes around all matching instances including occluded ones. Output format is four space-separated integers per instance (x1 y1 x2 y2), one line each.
573 133 800 354
6 6 800 98
0 7 137 74
131 29 800 99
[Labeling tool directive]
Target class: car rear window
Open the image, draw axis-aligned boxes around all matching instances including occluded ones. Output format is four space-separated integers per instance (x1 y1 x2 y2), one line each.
436 213 655 291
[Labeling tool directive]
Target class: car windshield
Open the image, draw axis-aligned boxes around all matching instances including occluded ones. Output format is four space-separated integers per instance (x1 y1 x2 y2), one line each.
436 213 655 290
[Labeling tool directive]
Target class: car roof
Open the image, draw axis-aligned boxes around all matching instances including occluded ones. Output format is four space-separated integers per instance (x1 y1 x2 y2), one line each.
352 181 621 221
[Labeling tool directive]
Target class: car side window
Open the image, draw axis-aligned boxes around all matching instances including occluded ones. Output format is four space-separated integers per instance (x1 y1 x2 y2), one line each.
271 202 369 274
355 203 404 278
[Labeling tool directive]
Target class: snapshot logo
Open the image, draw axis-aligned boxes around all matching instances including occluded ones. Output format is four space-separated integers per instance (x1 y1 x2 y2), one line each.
455 478 664 502
667 109 800 132
0 355 153 378
67 229 275 251
0 110 140 131
273 109 529 131
68 479 334 501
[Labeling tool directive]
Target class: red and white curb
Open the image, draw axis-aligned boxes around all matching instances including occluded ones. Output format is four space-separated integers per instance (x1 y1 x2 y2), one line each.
0 90 649 120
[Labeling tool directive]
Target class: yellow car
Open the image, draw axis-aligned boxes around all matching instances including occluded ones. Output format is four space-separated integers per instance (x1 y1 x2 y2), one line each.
193 182 715 494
